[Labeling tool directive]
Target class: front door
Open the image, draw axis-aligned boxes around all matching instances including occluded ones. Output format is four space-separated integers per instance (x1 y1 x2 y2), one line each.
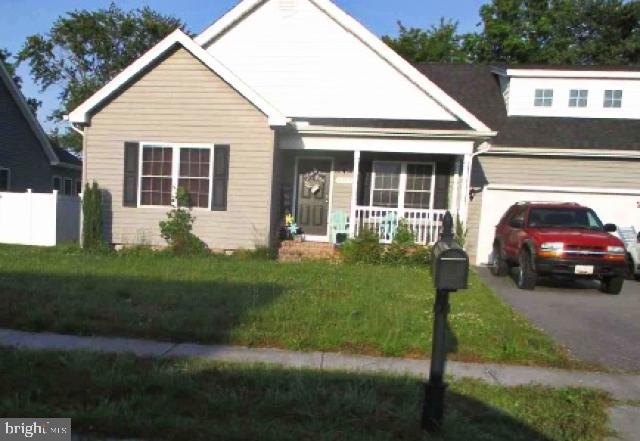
296 158 331 237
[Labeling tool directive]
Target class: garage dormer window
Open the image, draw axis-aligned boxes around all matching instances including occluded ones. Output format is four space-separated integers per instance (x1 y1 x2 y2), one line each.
569 89 588 107
534 89 553 107
603 90 622 108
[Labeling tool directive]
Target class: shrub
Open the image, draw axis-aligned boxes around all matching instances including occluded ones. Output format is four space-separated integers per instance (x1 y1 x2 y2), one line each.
159 187 208 256
82 181 104 250
456 216 467 249
341 227 383 264
408 245 433 266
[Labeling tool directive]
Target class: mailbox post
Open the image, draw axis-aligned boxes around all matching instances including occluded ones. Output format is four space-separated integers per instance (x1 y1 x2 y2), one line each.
422 211 469 433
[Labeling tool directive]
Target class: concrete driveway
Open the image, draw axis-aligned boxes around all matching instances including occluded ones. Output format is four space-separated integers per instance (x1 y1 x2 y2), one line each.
476 267 640 371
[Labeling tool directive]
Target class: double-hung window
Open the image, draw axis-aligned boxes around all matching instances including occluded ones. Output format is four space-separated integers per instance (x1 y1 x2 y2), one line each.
63 177 73 195
0 167 9 191
139 143 213 209
603 90 622 108
569 89 588 107
52 176 62 192
371 161 435 210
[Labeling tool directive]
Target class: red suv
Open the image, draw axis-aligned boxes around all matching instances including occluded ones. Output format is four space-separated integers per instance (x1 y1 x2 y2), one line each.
491 202 627 294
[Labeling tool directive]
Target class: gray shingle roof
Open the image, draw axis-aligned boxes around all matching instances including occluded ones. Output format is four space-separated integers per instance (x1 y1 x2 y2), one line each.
417 63 640 151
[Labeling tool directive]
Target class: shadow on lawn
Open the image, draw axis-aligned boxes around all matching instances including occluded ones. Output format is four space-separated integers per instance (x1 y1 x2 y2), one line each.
0 348 563 441
0 269 285 344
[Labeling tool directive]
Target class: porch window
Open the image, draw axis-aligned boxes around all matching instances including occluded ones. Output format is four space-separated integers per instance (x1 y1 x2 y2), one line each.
372 162 400 207
141 146 173 206
371 161 435 210
139 143 214 208
63 177 73 195
404 163 434 209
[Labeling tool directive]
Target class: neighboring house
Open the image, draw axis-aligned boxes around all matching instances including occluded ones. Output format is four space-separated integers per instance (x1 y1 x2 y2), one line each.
0 63 82 195
67 0 639 257
420 64 640 263
67 0 493 250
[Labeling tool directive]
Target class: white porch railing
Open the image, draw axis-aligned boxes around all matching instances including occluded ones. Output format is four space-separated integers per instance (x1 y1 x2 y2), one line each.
353 206 447 245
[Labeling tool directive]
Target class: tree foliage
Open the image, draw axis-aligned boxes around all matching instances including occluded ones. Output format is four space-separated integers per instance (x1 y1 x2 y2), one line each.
17 3 187 151
0 48 41 114
384 0 640 65
382 19 467 63
82 181 104 250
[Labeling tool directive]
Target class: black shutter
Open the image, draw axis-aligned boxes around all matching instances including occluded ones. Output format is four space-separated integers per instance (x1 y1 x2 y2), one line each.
212 145 230 211
433 161 451 210
123 142 139 207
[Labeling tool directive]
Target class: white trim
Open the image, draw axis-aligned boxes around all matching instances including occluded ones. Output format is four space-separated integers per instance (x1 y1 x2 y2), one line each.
506 68 640 79
486 183 640 196
292 124 496 139
0 64 80 169
370 160 436 212
279 135 474 155
292 156 334 242
484 146 640 159
348 150 360 238
0 167 10 191
450 156 461 214
67 29 287 127
195 0 493 133
138 142 216 210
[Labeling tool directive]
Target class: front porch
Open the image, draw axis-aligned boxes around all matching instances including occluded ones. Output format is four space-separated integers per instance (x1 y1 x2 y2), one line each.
276 149 471 246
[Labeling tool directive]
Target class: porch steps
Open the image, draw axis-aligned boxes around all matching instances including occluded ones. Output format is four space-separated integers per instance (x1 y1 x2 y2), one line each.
277 240 341 262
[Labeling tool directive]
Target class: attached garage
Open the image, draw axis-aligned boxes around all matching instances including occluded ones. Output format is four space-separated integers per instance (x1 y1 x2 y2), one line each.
475 183 640 265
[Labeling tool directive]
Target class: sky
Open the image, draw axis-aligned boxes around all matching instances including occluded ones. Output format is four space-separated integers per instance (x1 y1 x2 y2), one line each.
0 0 487 131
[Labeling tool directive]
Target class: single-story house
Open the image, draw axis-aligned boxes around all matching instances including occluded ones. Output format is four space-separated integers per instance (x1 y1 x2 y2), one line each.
67 0 640 260
0 63 82 194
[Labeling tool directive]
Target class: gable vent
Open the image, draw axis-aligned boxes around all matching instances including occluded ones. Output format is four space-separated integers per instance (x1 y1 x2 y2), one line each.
278 0 298 17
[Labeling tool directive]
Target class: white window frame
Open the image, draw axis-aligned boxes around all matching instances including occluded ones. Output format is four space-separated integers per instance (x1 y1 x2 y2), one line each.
0 167 10 191
138 142 215 210
569 89 588 107
534 89 554 107
52 175 62 192
603 89 623 108
370 160 436 211
63 177 73 195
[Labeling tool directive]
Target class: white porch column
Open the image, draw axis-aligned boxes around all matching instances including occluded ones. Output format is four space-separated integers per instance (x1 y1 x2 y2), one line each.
349 150 360 238
450 156 462 215
459 153 473 225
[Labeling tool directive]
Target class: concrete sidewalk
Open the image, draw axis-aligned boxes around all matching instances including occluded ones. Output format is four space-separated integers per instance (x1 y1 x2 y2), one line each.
1 327 639 401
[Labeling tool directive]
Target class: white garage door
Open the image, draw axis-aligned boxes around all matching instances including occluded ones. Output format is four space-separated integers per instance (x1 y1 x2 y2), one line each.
475 184 640 265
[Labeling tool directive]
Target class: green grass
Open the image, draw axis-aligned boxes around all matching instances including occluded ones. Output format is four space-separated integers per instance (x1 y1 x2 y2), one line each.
0 244 574 367
0 348 611 441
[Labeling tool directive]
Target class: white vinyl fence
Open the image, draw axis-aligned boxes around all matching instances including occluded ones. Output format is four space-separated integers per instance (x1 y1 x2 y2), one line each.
0 190 80 246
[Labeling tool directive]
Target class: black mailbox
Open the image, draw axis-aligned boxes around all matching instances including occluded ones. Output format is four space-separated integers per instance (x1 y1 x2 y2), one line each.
431 240 469 291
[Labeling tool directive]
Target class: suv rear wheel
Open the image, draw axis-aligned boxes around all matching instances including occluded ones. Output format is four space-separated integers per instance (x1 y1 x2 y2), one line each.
600 276 624 295
490 244 509 277
516 251 536 290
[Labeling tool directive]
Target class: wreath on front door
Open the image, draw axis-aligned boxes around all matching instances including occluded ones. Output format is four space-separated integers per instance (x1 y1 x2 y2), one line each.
302 169 326 195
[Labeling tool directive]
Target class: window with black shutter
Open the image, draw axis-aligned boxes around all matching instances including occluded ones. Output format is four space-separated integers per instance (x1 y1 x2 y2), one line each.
212 145 230 211
123 142 139 207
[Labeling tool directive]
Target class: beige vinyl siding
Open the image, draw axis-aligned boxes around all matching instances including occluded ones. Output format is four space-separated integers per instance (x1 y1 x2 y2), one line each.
466 154 640 259
85 47 275 250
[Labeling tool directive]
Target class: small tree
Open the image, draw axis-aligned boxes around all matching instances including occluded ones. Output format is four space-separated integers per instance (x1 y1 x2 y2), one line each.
455 216 467 249
82 181 104 249
159 187 207 255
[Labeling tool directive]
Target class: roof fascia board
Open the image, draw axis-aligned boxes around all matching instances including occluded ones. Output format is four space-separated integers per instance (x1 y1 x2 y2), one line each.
0 63 60 165
506 69 640 79
68 29 287 126
293 124 496 139
487 183 640 196
485 146 640 159
195 0 492 132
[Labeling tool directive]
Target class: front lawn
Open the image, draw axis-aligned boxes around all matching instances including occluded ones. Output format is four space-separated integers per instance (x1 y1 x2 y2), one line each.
0 348 611 441
0 244 573 367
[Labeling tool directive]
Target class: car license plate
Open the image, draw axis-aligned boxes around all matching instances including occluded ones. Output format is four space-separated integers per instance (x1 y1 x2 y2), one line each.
575 265 594 275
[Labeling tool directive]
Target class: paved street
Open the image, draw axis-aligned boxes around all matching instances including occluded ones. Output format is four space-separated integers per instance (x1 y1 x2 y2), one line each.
477 267 640 371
